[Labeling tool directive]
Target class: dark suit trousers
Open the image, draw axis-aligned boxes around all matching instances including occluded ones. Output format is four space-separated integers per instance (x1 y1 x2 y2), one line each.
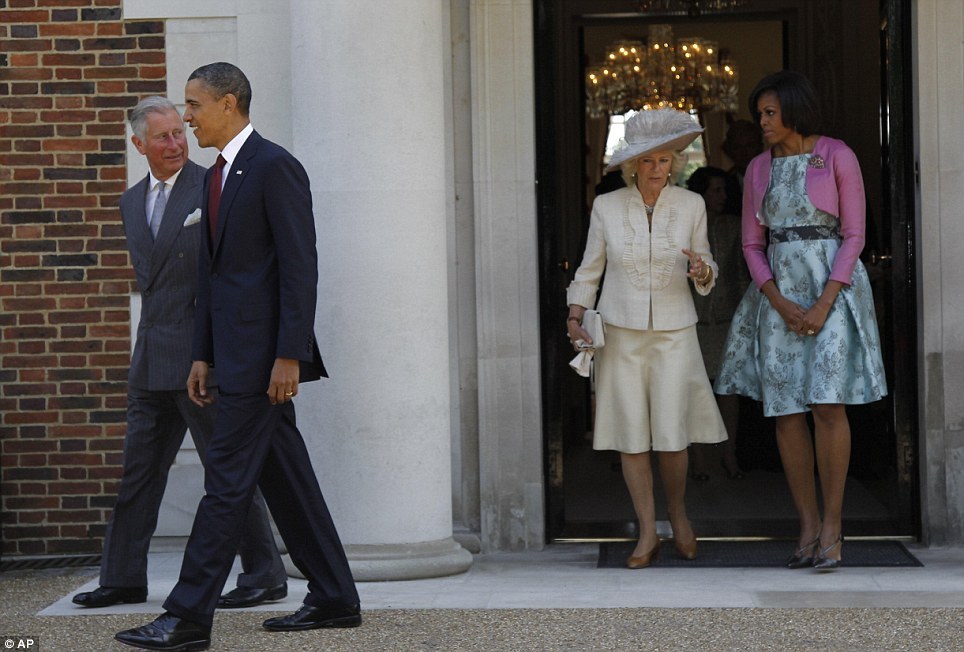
164 392 358 627
100 387 286 589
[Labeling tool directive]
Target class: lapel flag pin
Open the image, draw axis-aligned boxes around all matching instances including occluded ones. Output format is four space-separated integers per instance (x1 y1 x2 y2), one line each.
236 170 243 175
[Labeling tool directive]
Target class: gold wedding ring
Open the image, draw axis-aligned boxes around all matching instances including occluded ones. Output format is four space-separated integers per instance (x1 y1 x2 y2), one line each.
285 391 294 397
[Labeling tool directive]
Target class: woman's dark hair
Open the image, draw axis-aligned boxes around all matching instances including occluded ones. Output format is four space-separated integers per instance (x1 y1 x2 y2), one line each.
748 70 822 136
685 166 727 196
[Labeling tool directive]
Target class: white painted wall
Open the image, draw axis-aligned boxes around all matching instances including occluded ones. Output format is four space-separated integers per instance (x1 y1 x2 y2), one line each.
915 0 964 545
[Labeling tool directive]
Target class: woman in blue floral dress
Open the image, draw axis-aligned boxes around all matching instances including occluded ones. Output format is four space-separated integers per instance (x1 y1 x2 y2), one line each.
715 71 887 571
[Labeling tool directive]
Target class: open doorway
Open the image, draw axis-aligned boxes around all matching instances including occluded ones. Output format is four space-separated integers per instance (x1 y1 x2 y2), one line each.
535 0 918 542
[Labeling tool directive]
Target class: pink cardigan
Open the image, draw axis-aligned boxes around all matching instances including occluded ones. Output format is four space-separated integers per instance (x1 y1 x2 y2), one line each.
742 136 865 288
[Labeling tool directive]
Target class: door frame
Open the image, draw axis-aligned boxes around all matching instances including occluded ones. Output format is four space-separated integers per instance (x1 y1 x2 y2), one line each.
534 0 919 542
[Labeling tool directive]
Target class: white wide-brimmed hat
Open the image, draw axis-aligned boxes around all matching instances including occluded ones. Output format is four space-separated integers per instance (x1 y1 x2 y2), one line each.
606 108 703 171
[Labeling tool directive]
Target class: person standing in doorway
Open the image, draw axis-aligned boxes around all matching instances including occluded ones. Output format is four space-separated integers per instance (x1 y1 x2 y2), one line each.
715 70 887 571
686 165 749 482
74 96 287 613
566 108 728 570
115 65 359 651
721 119 763 217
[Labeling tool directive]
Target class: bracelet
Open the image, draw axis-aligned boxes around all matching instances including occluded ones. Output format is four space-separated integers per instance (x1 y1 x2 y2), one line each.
567 316 581 324
697 266 711 283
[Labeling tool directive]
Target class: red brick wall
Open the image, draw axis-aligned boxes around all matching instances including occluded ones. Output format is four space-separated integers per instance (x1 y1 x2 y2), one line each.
1 0 165 556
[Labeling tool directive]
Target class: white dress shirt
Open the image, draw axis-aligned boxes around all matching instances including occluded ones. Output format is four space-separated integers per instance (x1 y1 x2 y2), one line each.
216 123 254 191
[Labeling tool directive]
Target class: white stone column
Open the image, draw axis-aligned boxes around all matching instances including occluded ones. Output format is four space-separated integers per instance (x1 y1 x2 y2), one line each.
288 0 472 578
470 0 544 552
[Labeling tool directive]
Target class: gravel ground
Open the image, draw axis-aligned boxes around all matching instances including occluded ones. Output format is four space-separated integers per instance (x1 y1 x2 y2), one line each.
1 567 962 651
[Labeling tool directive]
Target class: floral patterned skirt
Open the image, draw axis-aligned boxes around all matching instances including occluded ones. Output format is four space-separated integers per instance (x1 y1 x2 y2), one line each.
714 237 888 417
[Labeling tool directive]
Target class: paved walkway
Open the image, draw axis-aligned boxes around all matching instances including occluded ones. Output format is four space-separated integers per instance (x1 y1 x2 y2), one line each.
2 543 962 650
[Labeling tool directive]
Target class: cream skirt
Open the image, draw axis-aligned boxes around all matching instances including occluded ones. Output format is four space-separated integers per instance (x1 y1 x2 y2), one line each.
593 323 728 453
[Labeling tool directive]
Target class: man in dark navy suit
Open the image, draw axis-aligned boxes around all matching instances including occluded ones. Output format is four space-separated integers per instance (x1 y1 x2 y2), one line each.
116 63 359 652
74 96 287 613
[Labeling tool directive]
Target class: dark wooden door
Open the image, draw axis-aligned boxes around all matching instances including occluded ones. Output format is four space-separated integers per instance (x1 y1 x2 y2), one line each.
878 0 920 534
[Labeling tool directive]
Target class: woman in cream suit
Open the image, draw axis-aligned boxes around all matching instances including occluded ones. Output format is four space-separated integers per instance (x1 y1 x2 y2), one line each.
567 109 727 569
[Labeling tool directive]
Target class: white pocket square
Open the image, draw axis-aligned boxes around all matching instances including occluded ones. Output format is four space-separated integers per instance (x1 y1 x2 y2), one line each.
183 208 202 226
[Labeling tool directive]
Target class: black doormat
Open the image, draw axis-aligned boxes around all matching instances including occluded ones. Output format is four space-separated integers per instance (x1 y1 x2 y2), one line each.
597 540 923 568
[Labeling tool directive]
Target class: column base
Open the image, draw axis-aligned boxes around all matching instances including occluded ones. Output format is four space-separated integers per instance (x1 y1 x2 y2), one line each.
283 537 472 582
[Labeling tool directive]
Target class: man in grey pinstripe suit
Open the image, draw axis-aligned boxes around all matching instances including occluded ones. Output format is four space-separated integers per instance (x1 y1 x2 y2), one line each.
73 96 287 611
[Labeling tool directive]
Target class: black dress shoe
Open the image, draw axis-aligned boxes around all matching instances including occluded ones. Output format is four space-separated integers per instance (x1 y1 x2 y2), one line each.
262 603 362 631
217 583 287 608
72 585 147 608
115 613 211 651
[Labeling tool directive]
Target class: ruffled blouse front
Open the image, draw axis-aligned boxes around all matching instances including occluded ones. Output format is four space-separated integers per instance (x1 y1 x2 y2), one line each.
621 189 678 292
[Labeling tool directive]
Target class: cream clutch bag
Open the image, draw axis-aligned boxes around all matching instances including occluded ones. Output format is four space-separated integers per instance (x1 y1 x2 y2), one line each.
569 309 604 377
581 309 605 349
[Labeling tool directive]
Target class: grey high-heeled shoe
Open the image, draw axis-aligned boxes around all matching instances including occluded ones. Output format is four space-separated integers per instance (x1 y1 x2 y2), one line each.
813 535 844 572
786 536 819 569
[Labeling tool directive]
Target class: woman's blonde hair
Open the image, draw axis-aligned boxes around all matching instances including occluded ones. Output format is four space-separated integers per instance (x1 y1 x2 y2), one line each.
620 150 687 187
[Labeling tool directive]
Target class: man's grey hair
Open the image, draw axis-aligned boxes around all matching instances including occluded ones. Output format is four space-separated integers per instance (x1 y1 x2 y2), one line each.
188 62 252 116
130 96 179 140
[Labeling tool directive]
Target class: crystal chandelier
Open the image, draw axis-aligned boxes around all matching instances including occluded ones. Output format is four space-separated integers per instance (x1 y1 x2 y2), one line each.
585 24 739 118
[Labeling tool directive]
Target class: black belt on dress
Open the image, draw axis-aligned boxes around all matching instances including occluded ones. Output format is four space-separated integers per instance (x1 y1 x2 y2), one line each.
769 224 840 244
